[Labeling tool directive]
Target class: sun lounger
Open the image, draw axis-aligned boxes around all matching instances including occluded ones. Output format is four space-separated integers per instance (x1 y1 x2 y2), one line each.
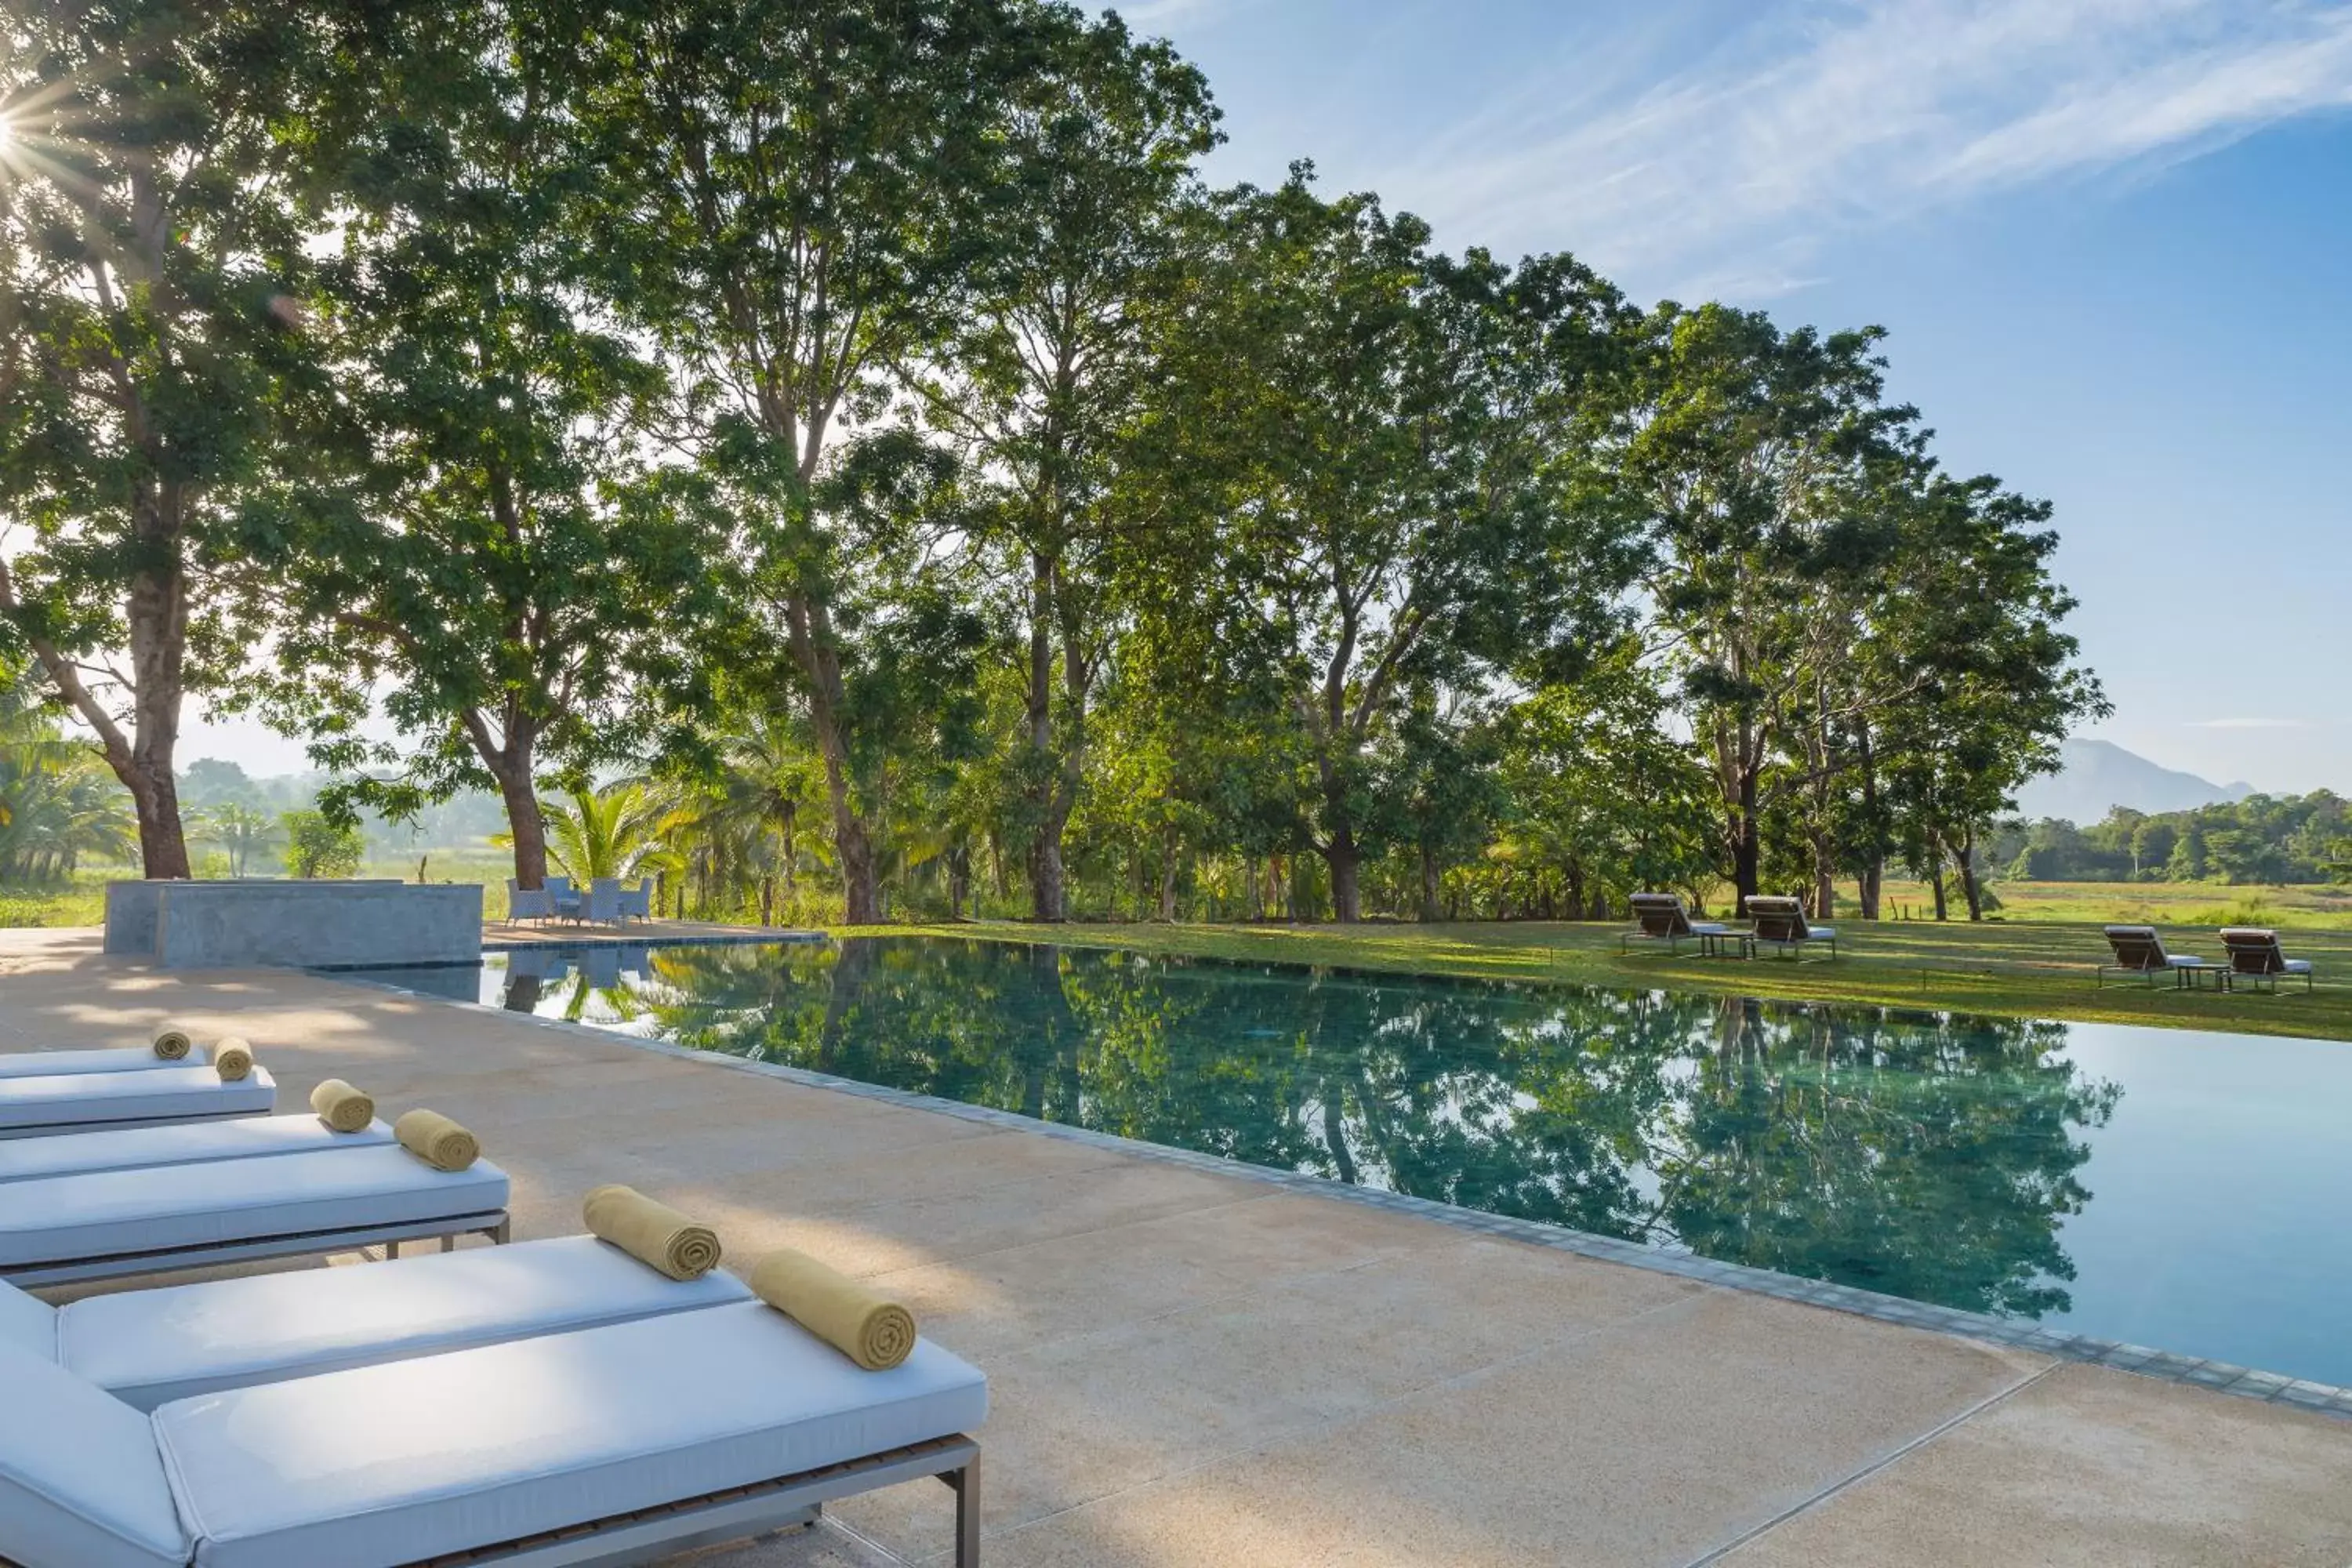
0 1065 277 1142
1622 893 1741 956
0 1143 510 1287
1744 896 1837 959
0 1298 987 1567
2219 927 2316 993
0 1044 216 1079
2 1232 750 1410
2097 925 2216 988
0 1113 394 1185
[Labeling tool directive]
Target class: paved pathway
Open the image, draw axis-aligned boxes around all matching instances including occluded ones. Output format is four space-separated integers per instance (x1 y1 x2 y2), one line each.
4 927 2347 1567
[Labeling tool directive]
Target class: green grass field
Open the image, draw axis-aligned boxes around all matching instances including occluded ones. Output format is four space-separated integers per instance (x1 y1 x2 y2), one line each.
891 913 2352 1044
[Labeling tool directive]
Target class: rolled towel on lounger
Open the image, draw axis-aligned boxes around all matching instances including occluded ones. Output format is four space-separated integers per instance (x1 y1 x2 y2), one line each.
394 1108 480 1171
583 1184 721 1280
309 1078 376 1133
212 1036 256 1081
750 1248 916 1371
151 1025 194 1061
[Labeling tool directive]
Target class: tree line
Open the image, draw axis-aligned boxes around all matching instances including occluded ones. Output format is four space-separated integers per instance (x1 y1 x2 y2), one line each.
1998 794 2352 887
0 0 2100 926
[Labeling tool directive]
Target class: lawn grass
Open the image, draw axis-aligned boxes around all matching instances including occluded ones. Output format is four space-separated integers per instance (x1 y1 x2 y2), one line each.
885 913 2352 1044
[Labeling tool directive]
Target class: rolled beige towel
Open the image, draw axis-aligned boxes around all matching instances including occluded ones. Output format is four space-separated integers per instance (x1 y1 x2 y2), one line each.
583 1185 721 1280
308 1079 376 1134
394 1109 480 1171
212 1036 255 1082
749 1249 916 1371
151 1025 194 1062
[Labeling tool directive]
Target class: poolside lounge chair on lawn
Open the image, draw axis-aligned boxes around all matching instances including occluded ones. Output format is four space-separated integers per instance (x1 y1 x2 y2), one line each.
2 1232 751 1410
0 1112 394 1185
0 1064 277 1142
1744 896 1837 960
0 1298 987 1568
0 1143 509 1287
2220 927 2316 993
1622 893 1742 956
2097 925 2219 989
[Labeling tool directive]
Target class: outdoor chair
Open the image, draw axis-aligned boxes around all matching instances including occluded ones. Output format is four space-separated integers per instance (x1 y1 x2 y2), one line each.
585 877 623 926
4 1232 751 1410
506 878 555 926
546 874 580 922
2097 925 2219 989
1621 893 1742 957
0 1142 510 1287
0 1112 393 1185
0 1044 219 1080
2219 927 2316 993
1744 896 1838 960
0 1298 986 1568
619 877 654 924
0 1064 277 1142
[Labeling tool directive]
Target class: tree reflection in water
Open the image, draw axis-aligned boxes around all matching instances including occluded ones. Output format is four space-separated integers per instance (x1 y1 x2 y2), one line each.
629 938 2118 1320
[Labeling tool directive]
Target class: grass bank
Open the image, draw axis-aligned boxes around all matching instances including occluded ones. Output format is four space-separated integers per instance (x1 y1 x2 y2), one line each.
887 915 2352 1044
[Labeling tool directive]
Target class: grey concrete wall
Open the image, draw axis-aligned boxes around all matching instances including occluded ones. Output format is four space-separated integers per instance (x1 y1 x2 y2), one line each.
102 881 167 955
141 880 482 971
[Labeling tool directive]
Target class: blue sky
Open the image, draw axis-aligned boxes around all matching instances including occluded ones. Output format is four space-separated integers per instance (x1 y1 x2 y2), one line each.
1112 0 2352 793
180 0 2352 791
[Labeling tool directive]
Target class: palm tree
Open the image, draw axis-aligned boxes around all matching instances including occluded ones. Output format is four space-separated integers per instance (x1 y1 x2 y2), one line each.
0 663 136 880
535 781 672 883
194 803 280 877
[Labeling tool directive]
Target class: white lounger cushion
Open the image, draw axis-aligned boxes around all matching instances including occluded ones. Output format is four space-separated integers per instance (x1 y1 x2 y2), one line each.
155 1301 989 1568
0 1276 55 1359
63 1235 753 1410
0 1145 508 1269
0 1115 392 1185
0 1065 275 1134
0 1045 209 1080
0 1339 192 1568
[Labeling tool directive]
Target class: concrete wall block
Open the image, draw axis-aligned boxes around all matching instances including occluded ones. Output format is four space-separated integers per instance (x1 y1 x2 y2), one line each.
138 880 484 971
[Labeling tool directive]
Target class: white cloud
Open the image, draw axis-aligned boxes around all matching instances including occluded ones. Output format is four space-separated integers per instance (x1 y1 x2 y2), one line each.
1387 0 2352 297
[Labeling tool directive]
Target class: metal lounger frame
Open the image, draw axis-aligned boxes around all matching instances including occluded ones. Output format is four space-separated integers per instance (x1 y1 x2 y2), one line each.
404 1435 980 1568
2224 966 2314 995
0 1104 263 1142
1 1210 510 1287
2095 960 2193 989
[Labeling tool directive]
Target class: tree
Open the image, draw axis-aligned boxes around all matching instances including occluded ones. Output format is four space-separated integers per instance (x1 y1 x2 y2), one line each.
252 4 726 888
1621 305 1919 906
195 802 278 877
0 0 336 876
916 11 1217 920
1136 172 1634 919
570 0 1029 921
536 781 669 884
281 808 362 878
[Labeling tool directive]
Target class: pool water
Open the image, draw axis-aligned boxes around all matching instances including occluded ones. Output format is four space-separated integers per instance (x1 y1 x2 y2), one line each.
358 936 2352 1386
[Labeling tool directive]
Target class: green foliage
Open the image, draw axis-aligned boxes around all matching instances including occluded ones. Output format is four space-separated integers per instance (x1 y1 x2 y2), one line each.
280 809 363 879
2002 793 2350 885
0 662 136 879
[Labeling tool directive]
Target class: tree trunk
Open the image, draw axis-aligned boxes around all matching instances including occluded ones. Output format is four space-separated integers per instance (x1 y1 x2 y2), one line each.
1156 834 1178 924
1855 720 1885 920
785 597 884 924
1418 843 1442 924
1323 833 1363 924
1929 854 1948 921
1956 828 1985 922
494 763 546 888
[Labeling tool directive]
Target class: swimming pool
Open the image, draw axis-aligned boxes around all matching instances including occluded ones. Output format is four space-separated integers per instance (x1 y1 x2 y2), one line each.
349 935 2352 1386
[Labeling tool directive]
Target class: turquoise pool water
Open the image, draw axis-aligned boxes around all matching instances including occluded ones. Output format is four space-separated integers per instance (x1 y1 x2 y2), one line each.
356 936 2352 1386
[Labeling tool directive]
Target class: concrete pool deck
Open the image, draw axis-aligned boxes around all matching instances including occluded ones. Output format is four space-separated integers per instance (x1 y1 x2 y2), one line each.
4 925 2350 1567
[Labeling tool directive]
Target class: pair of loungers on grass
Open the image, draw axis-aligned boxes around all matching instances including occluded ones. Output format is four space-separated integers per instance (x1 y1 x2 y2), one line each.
0 1041 989 1567
2100 925 2317 993
1623 893 1838 960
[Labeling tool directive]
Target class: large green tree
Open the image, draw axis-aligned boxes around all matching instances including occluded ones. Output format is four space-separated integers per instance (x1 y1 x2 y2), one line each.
568 0 1028 921
249 3 725 887
916 10 1217 921
0 1 333 875
1134 172 1635 920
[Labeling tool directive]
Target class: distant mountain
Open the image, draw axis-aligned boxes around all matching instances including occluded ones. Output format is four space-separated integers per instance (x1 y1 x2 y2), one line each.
2013 739 2255 826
